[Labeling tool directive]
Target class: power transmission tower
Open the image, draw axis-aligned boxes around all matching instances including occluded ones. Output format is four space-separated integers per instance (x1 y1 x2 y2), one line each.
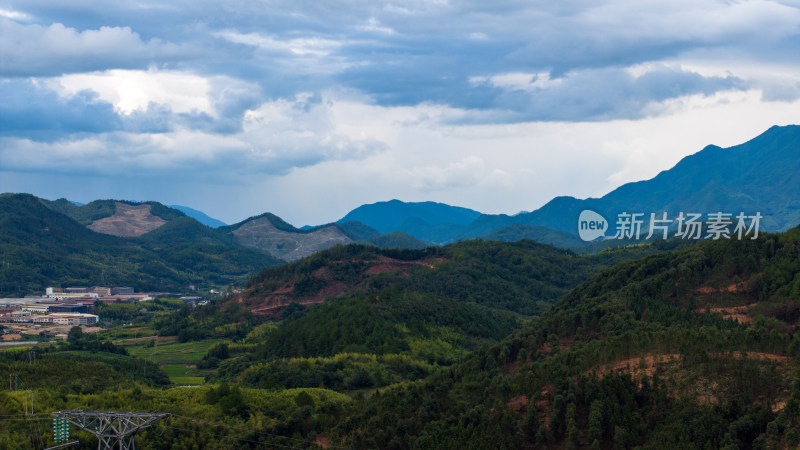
52 410 170 450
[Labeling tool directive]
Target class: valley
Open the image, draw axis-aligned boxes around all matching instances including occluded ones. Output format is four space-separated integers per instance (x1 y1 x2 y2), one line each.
1 126 800 448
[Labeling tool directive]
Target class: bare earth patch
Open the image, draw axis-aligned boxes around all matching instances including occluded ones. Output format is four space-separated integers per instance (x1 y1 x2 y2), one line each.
592 351 790 380
592 353 681 379
696 280 750 294
707 304 757 325
88 202 167 237
507 395 529 412
240 255 446 316
232 217 353 262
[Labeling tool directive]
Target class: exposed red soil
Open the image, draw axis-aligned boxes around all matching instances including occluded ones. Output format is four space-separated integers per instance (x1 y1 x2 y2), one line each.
772 400 787 413
696 280 750 295
707 304 758 325
591 353 681 379
364 256 445 275
88 202 167 237
239 255 446 316
507 395 529 412
313 435 330 449
592 351 790 380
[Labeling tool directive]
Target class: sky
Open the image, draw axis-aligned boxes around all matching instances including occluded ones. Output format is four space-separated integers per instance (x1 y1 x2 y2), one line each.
1 1 800 226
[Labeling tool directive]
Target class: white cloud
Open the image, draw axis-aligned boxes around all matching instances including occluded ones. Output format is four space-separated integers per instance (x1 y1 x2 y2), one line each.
0 18 191 76
358 17 395 34
240 93 387 172
2 0 800 225
408 156 487 191
0 8 28 19
53 69 215 115
0 92 388 177
215 31 343 57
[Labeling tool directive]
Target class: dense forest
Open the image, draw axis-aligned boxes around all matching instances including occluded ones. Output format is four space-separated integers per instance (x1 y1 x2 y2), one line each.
3 225 800 448
332 227 800 448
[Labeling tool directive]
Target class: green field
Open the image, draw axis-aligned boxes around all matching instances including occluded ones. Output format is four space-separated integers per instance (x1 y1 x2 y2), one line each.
123 337 224 385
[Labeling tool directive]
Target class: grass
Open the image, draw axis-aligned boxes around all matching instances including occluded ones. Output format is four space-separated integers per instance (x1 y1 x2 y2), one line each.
124 338 224 384
172 376 205 385
126 338 221 364
99 325 158 340
162 364 205 385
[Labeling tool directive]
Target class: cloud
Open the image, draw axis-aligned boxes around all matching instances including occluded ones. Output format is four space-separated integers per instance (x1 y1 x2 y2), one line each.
459 65 745 122
0 92 388 177
0 17 192 76
0 8 28 20
239 93 388 173
408 156 487 191
4 0 799 115
0 79 122 140
2 0 800 225
0 78 202 141
0 69 269 141
54 69 263 133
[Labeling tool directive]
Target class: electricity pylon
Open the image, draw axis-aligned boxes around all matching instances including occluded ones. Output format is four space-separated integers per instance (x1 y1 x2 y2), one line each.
52 410 170 450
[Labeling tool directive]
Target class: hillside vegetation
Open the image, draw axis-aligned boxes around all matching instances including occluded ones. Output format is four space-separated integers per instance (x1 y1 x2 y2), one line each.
335 226 800 448
7 218 800 448
0 194 281 295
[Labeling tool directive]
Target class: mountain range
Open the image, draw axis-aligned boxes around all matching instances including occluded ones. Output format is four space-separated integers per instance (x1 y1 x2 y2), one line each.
327 125 800 243
0 195 432 295
4 126 800 448
0 194 282 296
2 125 799 296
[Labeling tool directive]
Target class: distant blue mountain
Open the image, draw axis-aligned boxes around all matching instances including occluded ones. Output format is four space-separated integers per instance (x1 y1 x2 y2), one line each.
338 200 482 236
335 125 800 246
170 205 227 228
455 125 800 239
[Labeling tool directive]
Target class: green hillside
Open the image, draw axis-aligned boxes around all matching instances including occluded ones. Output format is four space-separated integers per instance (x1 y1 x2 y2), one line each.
152 239 676 398
480 223 586 248
43 198 185 225
335 226 800 448
366 231 434 249
238 239 672 318
5 214 794 448
0 193 281 295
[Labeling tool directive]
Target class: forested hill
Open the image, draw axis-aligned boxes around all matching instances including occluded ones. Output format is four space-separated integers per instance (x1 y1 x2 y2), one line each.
149 238 681 401
236 239 680 317
335 226 800 448
0 193 281 295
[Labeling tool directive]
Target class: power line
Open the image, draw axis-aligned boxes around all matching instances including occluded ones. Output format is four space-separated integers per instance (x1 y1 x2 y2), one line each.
53 410 171 450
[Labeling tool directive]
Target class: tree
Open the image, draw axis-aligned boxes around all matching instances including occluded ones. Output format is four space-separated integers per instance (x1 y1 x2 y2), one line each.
67 326 83 342
588 399 604 443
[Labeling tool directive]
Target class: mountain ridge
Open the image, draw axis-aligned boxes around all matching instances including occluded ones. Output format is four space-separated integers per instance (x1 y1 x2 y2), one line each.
170 204 227 228
0 193 282 296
